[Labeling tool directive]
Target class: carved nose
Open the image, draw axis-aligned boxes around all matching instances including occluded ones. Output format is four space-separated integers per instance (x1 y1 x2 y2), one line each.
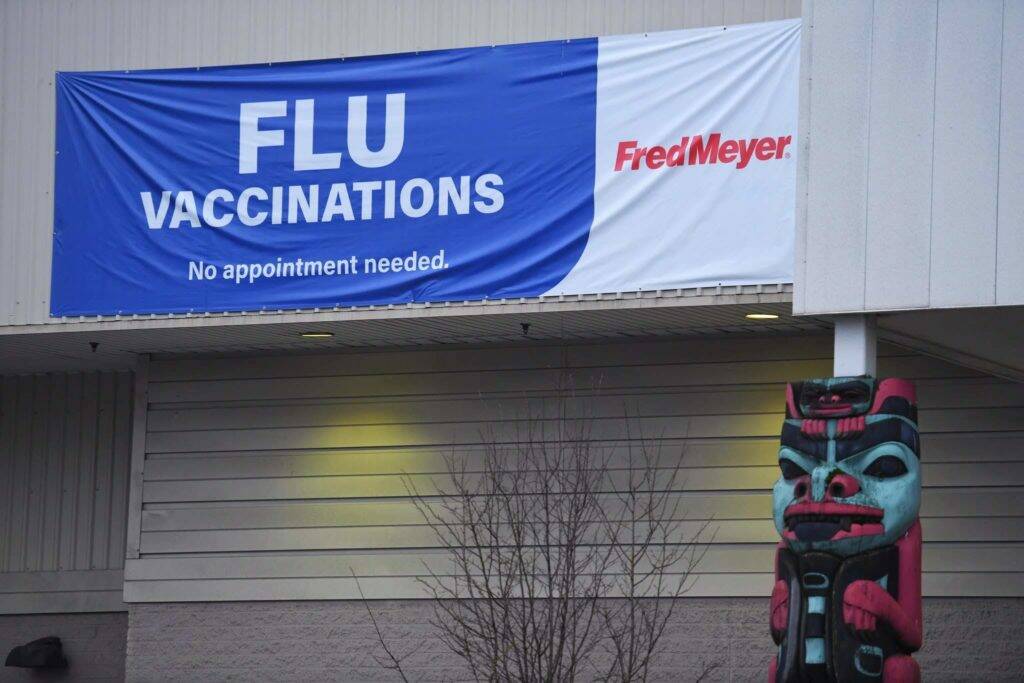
826 473 860 500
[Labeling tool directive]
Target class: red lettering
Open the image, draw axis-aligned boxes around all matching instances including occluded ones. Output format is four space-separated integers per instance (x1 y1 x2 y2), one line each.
630 147 648 171
735 138 758 169
645 146 667 169
775 135 792 159
614 140 637 171
667 137 688 166
688 133 721 165
756 137 776 161
718 139 738 165
615 133 790 171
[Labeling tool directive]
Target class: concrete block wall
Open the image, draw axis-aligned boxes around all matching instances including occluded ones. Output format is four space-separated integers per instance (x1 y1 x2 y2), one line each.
0 612 126 682
124 598 1024 682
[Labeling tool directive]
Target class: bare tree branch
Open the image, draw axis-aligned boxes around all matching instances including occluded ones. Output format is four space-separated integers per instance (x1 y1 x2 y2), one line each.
350 568 420 683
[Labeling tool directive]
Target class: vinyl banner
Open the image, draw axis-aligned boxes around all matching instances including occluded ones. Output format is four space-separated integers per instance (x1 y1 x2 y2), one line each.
51 19 799 316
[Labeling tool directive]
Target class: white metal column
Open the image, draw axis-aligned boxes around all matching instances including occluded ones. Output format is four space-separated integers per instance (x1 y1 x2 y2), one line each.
833 314 877 376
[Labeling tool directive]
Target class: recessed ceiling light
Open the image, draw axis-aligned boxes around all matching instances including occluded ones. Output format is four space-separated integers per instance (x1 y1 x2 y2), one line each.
300 331 334 338
745 313 779 320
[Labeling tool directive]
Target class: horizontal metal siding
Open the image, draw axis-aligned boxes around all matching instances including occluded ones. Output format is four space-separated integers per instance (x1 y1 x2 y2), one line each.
0 0 800 328
0 371 132 613
124 336 1024 601
796 0 1024 314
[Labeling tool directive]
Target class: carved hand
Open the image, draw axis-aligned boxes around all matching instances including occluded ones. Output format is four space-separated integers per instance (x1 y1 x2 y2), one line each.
843 580 922 650
770 579 789 644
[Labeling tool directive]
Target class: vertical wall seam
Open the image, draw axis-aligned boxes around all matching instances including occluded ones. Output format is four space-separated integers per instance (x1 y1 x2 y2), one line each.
794 0 812 314
125 356 150 562
860 0 875 309
1 379 15 572
87 373 101 569
103 374 118 569
926 0 940 308
53 373 67 571
24 376 41 570
992 0 1006 302
119 373 134 566
22 377 33 572
38 376 51 571
75 373 90 570
58 374 71 569
0 380 5 573
15 377 30 572
38 374 49 570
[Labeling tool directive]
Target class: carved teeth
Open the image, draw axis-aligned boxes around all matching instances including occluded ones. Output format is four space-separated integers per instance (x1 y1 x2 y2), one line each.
785 513 879 530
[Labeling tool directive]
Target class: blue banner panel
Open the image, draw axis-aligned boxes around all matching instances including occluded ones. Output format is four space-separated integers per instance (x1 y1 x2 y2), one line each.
52 40 598 315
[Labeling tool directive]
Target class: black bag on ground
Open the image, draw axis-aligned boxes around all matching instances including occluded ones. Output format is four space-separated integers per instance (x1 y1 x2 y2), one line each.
4 636 69 669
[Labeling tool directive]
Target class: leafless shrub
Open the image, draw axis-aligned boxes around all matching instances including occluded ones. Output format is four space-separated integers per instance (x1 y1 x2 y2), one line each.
396 376 712 682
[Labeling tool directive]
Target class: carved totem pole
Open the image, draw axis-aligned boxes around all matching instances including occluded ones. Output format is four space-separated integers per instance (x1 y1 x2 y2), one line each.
769 377 923 683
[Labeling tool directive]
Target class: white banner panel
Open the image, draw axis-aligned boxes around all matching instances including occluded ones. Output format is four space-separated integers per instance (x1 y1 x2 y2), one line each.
550 19 800 295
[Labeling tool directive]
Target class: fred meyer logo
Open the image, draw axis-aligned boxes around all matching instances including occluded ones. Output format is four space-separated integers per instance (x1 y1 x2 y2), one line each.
614 133 792 171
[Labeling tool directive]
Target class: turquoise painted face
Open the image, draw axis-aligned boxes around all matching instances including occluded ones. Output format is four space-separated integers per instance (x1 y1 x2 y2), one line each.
772 438 921 557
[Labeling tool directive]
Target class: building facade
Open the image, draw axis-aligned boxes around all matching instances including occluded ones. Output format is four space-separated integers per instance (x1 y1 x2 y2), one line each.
0 1 1022 681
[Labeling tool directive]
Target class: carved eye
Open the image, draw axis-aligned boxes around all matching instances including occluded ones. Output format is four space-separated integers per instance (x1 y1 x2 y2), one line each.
864 456 908 479
802 388 825 405
779 459 807 480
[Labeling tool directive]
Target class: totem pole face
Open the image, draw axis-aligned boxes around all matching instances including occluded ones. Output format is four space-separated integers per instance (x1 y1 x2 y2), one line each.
772 377 921 557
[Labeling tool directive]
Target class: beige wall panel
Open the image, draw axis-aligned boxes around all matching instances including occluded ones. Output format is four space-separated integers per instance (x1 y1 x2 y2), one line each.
996 0 1024 304
143 407 1022 456
928 0 1002 308
135 516 1024 555
141 458 1024 504
797 0 1024 314
138 487 1024 535
137 429 1024 484
127 335 1024 601
145 376 1024 432
0 0 800 327
124 542 1024 582
862 1 936 310
0 371 132 613
149 335 839 382
147 354 973 405
141 440 776 478
798 0 872 313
